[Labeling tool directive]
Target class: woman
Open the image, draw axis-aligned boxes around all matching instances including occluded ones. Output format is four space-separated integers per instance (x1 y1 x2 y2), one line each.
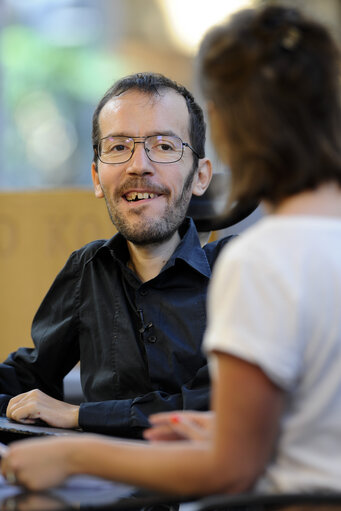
2 5 341 495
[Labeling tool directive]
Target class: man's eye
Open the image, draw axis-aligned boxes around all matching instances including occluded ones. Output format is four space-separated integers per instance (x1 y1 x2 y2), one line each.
158 143 173 151
112 144 126 152
103 143 127 153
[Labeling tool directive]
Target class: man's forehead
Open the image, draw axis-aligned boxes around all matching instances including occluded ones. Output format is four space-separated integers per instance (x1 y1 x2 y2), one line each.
108 87 187 108
99 88 190 136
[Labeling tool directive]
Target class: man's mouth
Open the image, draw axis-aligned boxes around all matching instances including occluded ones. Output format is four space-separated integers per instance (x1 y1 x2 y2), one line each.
124 192 158 202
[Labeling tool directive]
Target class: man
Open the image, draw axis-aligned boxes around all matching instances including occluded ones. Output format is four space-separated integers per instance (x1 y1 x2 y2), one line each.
0 72 233 438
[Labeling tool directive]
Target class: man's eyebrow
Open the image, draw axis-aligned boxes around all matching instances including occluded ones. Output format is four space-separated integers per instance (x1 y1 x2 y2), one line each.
100 133 130 139
150 130 179 137
101 130 180 139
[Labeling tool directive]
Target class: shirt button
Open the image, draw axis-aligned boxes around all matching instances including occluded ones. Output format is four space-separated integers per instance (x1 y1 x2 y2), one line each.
140 289 148 296
148 335 157 343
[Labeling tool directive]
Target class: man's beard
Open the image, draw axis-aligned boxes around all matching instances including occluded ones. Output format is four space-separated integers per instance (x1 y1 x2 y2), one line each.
103 167 196 246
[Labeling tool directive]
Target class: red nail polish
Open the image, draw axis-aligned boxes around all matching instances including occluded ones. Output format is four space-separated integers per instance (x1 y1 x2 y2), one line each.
170 415 180 424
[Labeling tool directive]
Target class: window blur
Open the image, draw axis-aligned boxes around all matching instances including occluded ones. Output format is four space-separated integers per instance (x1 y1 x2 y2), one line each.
0 0 254 190
0 0 339 190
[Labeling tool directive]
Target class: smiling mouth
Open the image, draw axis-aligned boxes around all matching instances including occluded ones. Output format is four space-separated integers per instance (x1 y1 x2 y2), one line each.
124 192 159 202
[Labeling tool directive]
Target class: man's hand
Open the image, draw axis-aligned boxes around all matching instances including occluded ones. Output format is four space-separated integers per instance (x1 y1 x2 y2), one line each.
144 410 214 442
6 389 80 429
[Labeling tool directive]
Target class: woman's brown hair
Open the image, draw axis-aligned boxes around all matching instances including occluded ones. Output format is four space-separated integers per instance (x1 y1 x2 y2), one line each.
198 6 341 206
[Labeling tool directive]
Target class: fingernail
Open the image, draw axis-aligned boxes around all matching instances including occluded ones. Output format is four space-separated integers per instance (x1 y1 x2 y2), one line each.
170 414 180 424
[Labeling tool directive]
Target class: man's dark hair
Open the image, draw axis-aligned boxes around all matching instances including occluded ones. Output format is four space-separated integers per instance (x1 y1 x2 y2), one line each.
92 72 206 171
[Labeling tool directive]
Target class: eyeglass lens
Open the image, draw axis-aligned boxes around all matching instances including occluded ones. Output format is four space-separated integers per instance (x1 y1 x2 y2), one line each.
99 135 183 164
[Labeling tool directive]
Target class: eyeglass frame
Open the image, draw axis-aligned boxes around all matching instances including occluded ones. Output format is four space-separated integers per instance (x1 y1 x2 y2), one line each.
93 134 202 165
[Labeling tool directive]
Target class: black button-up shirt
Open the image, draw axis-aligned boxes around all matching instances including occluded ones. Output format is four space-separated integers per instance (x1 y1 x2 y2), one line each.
0 218 233 438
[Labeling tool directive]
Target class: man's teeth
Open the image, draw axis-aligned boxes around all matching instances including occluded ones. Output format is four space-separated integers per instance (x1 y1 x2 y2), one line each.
125 192 156 201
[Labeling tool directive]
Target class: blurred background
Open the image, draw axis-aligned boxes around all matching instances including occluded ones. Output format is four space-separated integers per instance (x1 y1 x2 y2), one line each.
1 0 340 190
1 0 340 358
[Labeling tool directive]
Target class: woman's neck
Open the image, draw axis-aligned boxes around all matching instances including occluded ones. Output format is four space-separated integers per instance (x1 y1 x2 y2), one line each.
264 183 341 218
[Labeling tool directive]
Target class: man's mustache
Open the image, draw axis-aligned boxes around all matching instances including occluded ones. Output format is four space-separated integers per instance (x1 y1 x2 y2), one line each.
117 179 170 197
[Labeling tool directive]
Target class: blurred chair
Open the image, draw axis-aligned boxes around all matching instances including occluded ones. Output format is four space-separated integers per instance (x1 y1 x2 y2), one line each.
187 172 258 242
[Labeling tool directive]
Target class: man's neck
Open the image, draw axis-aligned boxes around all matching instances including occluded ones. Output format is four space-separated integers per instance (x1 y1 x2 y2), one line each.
127 231 181 283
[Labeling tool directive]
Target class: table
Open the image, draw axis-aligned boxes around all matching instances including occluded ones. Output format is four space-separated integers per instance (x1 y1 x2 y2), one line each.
0 417 194 510
0 416 83 445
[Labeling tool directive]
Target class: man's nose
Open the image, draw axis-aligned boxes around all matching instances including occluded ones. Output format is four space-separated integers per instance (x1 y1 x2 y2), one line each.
126 142 154 174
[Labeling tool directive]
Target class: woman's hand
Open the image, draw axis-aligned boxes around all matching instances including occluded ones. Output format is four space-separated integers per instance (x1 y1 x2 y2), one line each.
144 410 215 442
1 437 76 491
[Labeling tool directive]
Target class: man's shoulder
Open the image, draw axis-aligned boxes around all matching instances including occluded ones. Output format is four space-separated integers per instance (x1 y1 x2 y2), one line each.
69 238 114 264
203 234 237 268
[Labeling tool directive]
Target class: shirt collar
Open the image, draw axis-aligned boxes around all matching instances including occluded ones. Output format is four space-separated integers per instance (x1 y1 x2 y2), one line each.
163 218 212 278
91 217 212 279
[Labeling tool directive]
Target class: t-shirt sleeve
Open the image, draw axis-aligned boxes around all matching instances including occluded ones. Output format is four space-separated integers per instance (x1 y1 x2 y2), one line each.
203 244 304 391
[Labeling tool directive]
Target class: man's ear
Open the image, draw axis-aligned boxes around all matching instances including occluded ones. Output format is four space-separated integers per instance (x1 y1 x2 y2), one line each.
192 158 213 197
91 162 104 198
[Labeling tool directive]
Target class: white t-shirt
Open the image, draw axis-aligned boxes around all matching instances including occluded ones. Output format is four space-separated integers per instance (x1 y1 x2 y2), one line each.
203 215 341 493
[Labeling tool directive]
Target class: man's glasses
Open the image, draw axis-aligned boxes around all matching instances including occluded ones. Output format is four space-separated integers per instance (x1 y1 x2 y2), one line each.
94 135 201 165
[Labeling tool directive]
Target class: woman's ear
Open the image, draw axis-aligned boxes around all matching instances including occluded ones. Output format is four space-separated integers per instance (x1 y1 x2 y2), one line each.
91 162 104 198
192 158 213 197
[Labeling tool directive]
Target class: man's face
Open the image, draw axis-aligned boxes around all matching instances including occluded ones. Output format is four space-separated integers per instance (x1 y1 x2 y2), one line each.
92 89 199 246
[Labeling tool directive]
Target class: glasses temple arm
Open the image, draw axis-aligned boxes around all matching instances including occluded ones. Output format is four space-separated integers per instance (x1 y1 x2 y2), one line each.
183 142 202 159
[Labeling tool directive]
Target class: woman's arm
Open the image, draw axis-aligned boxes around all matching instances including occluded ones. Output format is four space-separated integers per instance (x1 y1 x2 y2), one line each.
1 352 284 495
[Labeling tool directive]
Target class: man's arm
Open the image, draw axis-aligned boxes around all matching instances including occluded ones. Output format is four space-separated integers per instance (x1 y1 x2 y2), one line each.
0 363 27 414
0 251 81 418
78 364 210 438
1 361 209 434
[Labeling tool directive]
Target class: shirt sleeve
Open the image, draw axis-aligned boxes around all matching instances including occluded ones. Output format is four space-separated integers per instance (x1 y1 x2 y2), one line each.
78 364 210 438
0 252 81 414
203 246 304 391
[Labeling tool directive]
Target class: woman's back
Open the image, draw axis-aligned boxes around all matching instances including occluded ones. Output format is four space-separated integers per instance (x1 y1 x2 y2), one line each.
205 204 341 492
